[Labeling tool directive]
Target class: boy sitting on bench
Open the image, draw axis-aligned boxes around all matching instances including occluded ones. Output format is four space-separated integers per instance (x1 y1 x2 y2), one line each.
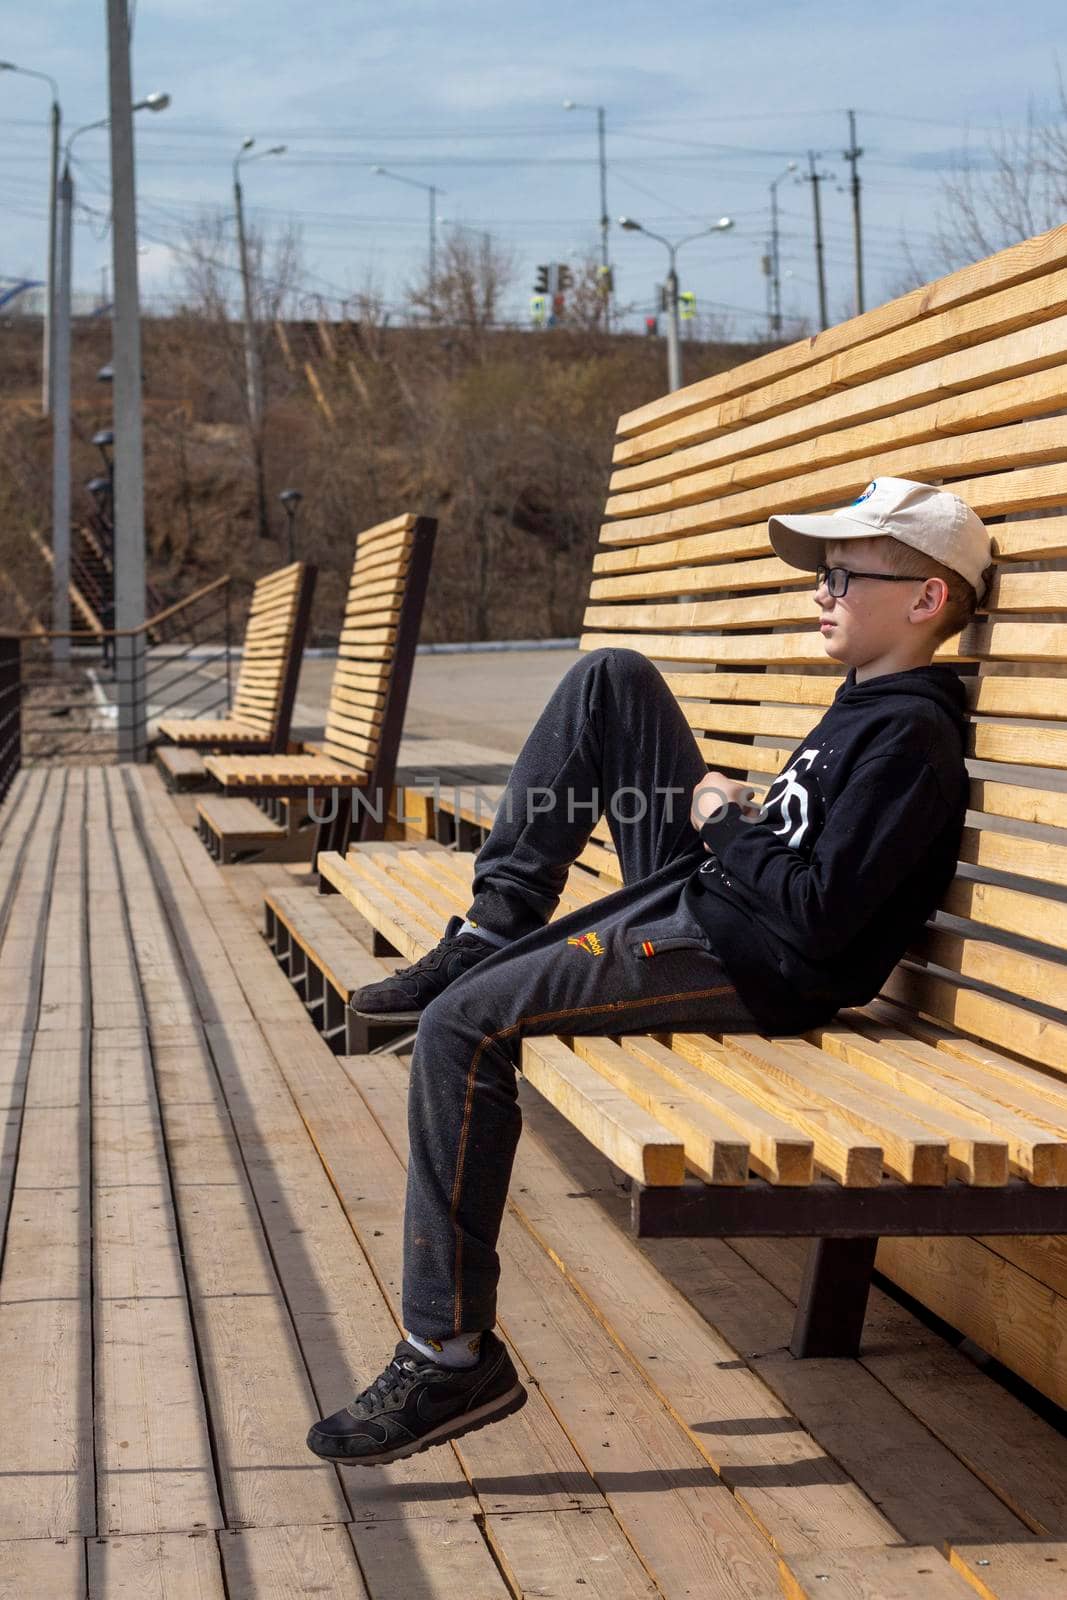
306 477 993 1467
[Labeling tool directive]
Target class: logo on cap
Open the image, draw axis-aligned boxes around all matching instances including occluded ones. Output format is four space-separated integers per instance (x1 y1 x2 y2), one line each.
852 481 877 505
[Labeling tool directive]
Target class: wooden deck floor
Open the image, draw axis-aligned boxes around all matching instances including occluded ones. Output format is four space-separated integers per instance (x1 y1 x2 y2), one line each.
1 763 1067 1598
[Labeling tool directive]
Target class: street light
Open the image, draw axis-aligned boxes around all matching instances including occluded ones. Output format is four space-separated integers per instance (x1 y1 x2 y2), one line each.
278 488 303 563
563 99 611 328
374 167 443 297
618 215 734 392
0 61 61 415
233 138 287 434
48 87 169 665
767 162 798 339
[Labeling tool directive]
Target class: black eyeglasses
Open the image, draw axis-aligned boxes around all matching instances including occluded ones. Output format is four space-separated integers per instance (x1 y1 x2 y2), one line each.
815 564 927 598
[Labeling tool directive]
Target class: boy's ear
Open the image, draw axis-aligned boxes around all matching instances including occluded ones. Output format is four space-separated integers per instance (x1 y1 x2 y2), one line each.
911 575 949 624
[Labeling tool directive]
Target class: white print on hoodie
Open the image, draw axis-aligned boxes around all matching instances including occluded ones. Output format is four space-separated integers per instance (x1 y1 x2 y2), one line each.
759 747 821 849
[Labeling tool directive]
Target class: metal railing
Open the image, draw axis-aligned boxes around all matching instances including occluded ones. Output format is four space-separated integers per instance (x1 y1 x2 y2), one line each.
17 576 233 765
0 638 20 801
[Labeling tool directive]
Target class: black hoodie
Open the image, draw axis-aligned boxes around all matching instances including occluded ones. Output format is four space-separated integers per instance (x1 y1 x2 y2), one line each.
684 664 969 1032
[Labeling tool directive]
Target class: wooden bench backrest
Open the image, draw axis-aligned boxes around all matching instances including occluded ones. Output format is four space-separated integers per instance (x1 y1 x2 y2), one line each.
581 223 1067 1071
317 514 435 778
230 562 313 740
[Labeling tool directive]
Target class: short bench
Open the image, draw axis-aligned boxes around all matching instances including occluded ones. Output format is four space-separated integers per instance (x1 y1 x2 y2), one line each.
197 514 435 864
155 560 316 788
269 224 1067 1374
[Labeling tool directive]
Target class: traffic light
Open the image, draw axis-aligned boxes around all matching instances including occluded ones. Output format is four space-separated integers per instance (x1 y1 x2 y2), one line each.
596 265 614 295
552 293 566 320
530 295 547 326
657 284 668 313
557 264 574 292
645 315 658 336
534 265 549 293
679 291 696 321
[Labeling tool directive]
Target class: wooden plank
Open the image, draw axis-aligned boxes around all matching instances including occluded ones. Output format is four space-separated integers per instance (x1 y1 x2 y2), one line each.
219 1524 369 1599
350 1517 511 1598
668 1033 884 1187
103 788 351 1530
613 313 1067 481
485 1507 659 1597
91 1030 223 1536
721 1034 950 1185
949 1539 1067 1599
569 1035 749 1184
779 1545 973 1599
618 1033 814 1184
876 1234 1067 1411
881 965 1067 1074
805 1028 1022 1186
0 1538 85 1598
0 1036 94 1539
521 1036 686 1186
86 1531 226 1598
595 455 1067 551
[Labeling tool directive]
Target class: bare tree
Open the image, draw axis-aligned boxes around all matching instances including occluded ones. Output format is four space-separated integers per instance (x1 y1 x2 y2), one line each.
906 78 1067 278
554 256 612 331
175 208 306 537
407 228 516 331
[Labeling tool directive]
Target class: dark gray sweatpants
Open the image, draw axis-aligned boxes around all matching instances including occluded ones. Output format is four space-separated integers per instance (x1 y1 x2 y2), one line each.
403 648 759 1339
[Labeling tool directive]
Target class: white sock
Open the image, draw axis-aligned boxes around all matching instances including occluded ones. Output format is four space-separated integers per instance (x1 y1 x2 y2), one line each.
407 1329 483 1368
459 918 509 948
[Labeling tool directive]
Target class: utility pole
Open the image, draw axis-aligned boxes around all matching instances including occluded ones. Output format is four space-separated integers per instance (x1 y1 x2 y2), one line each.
429 184 438 295
804 150 831 332
106 0 148 760
0 65 61 414
45 99 60 414
664 259 681 393
233 167 263 432
843 109 865 316
51 163 72 662
596 105 610 329
767 162 797 340
564 100 612 330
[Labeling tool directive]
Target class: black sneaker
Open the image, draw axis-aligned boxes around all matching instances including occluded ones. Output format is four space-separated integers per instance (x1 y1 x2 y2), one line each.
305 1330 527 1465
350 914 496 1023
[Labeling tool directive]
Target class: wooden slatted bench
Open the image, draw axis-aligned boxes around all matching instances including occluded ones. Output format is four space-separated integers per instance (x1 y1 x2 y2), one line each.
272 225 1067 1379
154 560 316 789
197 514 436 865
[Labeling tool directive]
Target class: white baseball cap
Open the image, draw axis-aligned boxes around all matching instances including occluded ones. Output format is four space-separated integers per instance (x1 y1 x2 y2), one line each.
768 476 993 603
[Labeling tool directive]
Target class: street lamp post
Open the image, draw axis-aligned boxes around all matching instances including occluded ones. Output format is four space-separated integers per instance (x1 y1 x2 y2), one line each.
0 62 61 416
768 161 798 340
233 138 286 432
279 488 303 564
563 100 611 328
373 167 443 299
618 216 734 392
52 91 169 673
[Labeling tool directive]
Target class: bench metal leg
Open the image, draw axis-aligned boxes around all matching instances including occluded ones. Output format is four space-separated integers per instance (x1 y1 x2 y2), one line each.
790 1236 878 1359
345 1009 413 1056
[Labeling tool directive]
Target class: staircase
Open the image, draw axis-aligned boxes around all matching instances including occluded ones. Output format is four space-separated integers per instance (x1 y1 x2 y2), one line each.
25 523 165 639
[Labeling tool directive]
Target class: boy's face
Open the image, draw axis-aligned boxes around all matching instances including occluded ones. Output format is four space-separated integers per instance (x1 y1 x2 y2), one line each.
814 537 933 669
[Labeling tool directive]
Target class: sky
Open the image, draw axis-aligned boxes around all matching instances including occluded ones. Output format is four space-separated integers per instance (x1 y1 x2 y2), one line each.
1 0 1064 338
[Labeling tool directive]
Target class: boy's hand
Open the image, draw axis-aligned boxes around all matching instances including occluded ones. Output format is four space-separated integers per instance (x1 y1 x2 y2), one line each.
690 772 760 839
